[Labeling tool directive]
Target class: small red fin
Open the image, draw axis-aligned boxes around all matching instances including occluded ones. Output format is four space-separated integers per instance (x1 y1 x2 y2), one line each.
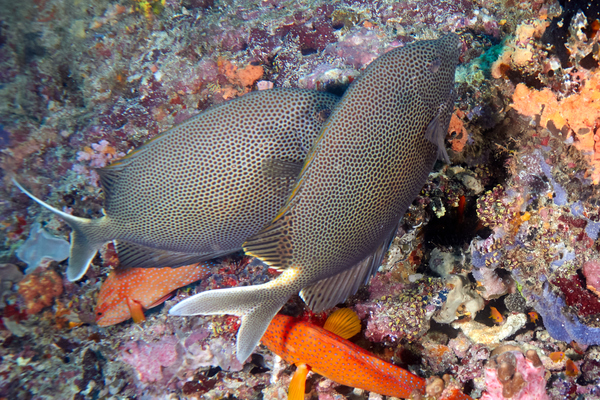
288 363 310 400
126 297 146 324
441 388 475 400
323 308 361 339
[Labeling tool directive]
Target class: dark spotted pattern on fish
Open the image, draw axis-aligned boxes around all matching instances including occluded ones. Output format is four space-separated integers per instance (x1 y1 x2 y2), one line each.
170 34 460 363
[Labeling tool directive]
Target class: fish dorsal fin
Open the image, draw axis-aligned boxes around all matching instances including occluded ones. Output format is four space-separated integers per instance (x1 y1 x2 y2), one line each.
300 227 396 313
323 308 361 339
95 128 175 199
115 241 227 269
243 214 293 271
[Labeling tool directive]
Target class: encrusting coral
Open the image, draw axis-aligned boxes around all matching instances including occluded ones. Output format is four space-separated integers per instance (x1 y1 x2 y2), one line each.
17 269 63 315
511 63 600 183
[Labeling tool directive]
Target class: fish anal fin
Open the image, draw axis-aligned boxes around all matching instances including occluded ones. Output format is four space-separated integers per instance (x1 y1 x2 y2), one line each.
299 257 372 313
300 228 396 313
323 308 361 339
288 363 310 400
243 216 293 271
126 296 146 323
147 292 175 309
115 241 226 269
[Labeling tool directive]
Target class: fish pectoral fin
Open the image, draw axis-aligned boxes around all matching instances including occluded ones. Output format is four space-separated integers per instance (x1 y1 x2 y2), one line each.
323 308 361 339
261 159 305 197
288 363 310 400
424 113 451 164
115 241 226 269
126 296 146 324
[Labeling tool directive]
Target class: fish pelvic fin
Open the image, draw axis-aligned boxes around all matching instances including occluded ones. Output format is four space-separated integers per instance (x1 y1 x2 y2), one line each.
12 177 106 281
126 296 146 324
169 266 300 362
289 364 310 400
243 213 294 271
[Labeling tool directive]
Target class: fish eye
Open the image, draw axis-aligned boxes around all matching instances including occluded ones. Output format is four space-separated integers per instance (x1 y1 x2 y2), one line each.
97 312 103 316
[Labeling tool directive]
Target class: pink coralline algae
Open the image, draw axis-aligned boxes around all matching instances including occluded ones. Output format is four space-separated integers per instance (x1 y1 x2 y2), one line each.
76 139 125 169
121 336 182 384
324 27 386 69
482 350 549 400
583 260 600 297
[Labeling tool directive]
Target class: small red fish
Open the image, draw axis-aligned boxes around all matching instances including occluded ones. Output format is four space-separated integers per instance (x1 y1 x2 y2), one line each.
565 359 579 377
261 308 473 400
95 263 211 326
489 307 504 324
549 351 565 363
528 311 539 324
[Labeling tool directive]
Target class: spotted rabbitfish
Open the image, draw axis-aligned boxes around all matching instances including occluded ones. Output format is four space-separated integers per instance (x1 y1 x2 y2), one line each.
170 34 460 362
13 89 338 281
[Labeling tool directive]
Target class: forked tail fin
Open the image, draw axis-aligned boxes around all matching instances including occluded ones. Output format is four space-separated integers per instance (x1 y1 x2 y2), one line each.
169 266 299 362
12 178 105 281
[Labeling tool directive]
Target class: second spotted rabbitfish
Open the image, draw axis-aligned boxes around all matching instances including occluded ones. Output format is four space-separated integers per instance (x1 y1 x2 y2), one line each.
170 33 461 363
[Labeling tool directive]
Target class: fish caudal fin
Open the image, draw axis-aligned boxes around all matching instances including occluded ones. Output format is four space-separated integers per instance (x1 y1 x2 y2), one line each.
169 265 299 363
12 178 105 281
288 364 309 400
